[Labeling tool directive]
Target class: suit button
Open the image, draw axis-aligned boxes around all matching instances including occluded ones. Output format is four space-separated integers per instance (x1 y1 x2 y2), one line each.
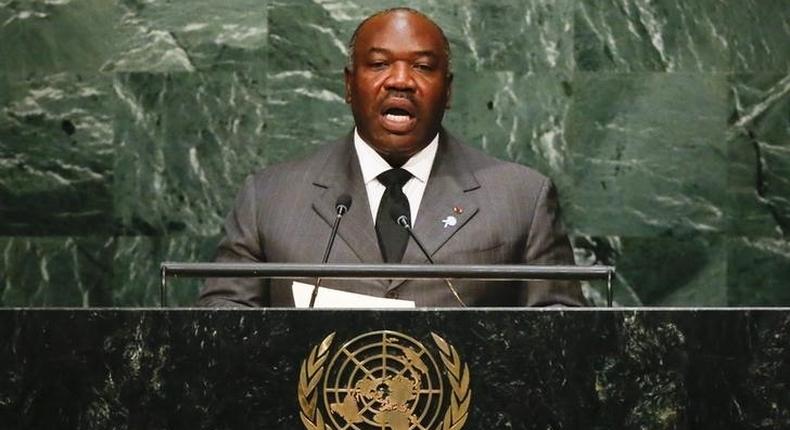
386 291 399 299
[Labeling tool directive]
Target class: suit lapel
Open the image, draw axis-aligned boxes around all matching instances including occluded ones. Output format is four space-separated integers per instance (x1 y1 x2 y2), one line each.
310 132 482 292
390 132 481 290
311 134 384 266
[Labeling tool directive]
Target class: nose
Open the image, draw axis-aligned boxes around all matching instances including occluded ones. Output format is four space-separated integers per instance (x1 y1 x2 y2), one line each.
384 62 416 92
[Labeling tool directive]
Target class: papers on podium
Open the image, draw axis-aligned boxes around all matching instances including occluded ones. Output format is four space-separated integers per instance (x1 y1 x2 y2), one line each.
291 281 416 308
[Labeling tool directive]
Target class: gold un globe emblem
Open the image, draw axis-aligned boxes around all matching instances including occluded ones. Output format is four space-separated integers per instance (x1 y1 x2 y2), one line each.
298 330 471 430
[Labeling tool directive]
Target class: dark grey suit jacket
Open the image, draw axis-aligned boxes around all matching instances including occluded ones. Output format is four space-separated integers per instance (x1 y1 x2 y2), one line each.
198 130 586 307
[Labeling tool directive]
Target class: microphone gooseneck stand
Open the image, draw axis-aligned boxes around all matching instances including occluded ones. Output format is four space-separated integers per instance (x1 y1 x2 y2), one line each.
393 212 466 307
309 194 352 308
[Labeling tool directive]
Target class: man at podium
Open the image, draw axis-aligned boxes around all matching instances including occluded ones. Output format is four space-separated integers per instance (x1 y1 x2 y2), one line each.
198 8 586 308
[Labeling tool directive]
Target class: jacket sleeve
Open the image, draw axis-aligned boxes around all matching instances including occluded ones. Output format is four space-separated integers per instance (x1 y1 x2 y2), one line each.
520 177 588 307
197 174 268 307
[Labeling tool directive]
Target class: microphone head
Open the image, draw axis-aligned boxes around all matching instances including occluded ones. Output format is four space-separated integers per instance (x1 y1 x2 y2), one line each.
335 194 352 214
389 205 410 228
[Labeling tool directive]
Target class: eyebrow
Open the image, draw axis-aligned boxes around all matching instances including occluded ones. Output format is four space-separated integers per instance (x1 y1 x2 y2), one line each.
367 47 439 58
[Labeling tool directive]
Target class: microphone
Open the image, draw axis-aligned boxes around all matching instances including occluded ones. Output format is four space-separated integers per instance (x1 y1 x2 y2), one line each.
390 207 466 307
309 194 352 308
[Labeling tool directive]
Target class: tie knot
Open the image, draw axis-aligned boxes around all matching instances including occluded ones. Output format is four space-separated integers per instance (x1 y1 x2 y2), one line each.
378 168 411 188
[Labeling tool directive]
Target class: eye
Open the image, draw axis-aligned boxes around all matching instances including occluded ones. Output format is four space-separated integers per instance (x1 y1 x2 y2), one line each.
414 63 434 72
369 61 388 70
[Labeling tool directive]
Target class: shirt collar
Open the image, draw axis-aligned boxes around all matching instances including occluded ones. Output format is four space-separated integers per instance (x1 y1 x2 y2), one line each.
353 128 438 185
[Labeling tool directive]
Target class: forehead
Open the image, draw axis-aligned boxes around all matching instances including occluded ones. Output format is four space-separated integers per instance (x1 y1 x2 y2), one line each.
354 11 446 56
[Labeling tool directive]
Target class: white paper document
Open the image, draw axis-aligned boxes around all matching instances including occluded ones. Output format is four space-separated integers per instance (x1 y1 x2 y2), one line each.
291 281 416 308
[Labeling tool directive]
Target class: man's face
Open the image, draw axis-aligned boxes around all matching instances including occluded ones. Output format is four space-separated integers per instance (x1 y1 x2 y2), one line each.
345 11 452 166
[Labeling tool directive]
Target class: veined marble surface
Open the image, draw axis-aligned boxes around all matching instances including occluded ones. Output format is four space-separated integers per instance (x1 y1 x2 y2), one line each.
0 309 788 428
0 0 788 306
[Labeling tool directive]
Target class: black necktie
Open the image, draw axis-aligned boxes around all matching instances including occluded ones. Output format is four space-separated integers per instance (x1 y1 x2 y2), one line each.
376 168 412 262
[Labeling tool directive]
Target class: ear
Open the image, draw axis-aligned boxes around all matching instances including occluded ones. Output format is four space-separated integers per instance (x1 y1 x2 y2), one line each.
444 72 454 109
344 66 353 104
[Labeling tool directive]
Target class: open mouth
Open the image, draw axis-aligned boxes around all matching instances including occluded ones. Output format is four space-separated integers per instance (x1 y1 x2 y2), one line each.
383 108 413 123
380 104 417 133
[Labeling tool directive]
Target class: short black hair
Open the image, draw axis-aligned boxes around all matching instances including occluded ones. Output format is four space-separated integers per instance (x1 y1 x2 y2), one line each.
346 7 452 74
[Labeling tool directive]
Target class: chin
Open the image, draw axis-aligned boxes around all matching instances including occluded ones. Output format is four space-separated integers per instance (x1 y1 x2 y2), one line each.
382 136 423 153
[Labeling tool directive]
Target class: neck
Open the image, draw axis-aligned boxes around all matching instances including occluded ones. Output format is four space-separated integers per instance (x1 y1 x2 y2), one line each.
381 152 408 168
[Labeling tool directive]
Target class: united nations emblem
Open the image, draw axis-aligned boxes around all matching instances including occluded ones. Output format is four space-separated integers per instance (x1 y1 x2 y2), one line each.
298 331 471 430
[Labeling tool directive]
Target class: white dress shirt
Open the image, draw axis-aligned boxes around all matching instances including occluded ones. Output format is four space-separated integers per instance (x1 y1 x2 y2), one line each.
353 128 438 225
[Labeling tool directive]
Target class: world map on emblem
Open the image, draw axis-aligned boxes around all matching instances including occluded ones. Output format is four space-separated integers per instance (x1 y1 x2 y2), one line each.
323 331 445 430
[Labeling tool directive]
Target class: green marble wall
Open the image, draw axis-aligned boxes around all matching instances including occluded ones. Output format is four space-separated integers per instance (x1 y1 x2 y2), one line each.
1 0 788 307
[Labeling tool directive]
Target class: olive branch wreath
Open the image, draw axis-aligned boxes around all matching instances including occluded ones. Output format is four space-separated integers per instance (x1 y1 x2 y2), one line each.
431 333 472 430
297 332 471 430
298 332 335 430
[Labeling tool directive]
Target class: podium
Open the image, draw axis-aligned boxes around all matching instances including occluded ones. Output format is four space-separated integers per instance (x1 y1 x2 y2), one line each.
2 263 787 428
2 308 789 428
